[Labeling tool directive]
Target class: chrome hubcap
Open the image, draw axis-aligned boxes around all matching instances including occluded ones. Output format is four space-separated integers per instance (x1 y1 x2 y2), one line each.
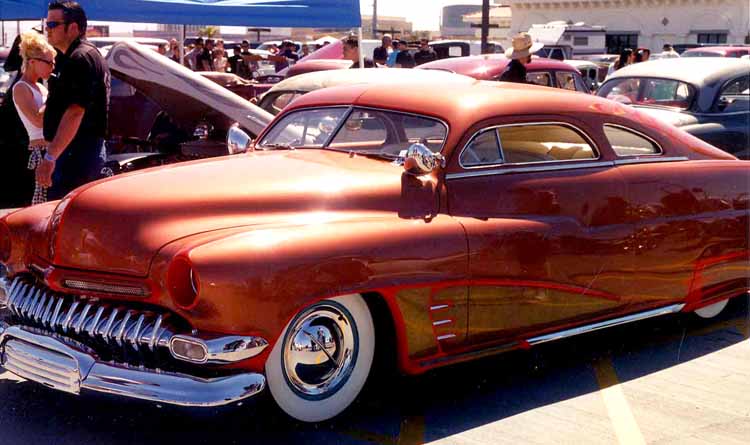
283 303 357 399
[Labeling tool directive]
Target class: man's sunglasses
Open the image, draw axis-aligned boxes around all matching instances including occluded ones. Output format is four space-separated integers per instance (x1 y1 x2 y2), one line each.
46 20 67 29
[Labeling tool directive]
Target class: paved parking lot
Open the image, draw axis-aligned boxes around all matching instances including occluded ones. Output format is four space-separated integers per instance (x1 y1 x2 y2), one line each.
1 293 747 444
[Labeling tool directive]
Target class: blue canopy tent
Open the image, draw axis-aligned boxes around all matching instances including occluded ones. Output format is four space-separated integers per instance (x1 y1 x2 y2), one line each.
1 0 361 27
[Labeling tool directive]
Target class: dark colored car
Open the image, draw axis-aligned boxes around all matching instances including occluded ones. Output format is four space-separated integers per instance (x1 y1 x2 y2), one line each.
104 41 273 174
598 58 750 159
417 54 590 93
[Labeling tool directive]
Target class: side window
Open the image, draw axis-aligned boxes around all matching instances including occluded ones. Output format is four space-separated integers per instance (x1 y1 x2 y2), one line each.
721 75 750 95
460 129 502 167
555 71 577 91
271 92 300 114
497 124 597 163
604 125 661 156
110 78 136 97
526 72 551 87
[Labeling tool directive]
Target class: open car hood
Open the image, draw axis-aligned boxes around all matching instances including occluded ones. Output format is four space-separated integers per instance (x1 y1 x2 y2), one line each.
106 41 273 137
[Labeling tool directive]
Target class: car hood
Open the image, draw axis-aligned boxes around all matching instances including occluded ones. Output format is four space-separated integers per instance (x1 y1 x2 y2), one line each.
630 106 699 127
47 150 431 277
106 41 273 137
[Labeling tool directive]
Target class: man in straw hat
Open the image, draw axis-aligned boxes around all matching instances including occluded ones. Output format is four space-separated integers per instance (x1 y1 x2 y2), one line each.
499 32 544 83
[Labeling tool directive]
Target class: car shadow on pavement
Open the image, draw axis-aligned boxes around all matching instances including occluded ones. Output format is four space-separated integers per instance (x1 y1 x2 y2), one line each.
0 295 747 445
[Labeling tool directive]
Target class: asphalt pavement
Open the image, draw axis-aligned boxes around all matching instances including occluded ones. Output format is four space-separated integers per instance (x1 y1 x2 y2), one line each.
1 293 748 445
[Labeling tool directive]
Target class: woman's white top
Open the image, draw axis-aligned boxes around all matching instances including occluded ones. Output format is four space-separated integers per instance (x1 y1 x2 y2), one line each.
12 80 48 141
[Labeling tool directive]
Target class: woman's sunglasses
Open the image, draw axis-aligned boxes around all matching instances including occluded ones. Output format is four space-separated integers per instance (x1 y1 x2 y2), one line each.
32 58 55 66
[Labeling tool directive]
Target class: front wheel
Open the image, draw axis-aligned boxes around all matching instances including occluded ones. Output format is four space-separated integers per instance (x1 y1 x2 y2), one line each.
266 294 375 422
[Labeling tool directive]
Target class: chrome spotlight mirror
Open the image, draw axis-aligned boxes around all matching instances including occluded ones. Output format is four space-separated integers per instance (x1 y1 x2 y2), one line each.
227 124 253 155
403 143 445 176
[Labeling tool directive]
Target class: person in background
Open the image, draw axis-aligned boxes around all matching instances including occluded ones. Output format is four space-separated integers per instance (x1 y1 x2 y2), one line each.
499 32 543 83
659 44 680 59
395 40 416 68
634 47 650 63
228 46 246 77
213 47 227 72
386 39 401 67
342 37 375 68
166 38 181 63
373 34 392 65
39 1 110 200
413 38 437 65
300 44 311 59
281 41 299 64
607 48 634 77
12 32 57 205
185 39 202 70
196 39 215 71
157 43 167 56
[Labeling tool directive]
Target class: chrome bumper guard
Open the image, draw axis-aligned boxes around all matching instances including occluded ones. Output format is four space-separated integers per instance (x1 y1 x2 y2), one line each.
0 323 266 407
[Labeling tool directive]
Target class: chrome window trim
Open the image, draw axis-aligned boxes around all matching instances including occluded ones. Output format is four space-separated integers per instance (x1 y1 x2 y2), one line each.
603 123 664 157
457 121 601 170
447 160 615 180
613 156 688 165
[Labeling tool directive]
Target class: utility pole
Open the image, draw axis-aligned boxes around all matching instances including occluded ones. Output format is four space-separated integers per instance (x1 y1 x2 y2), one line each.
372 0 378 39
481 0 490 54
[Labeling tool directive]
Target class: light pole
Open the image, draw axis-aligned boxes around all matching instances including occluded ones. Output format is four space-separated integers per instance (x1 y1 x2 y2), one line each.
372 0 378 39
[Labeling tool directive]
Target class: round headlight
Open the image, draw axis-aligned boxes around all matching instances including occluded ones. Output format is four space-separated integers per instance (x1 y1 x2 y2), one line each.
167 256 200 310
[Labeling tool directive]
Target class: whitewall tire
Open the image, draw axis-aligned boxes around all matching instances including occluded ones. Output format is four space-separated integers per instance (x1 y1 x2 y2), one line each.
266 294 375 422
694 299 729 319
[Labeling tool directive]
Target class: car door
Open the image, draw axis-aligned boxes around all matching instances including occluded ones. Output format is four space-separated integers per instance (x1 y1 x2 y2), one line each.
703 73 750 159
445 116 634 345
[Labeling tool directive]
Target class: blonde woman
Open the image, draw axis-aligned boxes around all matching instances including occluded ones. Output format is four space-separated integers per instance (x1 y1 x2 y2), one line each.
13 31 56 205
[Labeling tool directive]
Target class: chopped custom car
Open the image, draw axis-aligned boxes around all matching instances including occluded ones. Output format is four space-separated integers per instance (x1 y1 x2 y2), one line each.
418 54 590 93
597 58 750 159
1 80 748 423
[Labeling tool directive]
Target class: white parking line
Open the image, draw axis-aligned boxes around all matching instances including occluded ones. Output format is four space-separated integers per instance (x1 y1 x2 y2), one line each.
593 357 646 445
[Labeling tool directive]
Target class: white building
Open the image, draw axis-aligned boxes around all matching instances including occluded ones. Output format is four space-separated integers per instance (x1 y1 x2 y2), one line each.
506 0 750 53
462 5 513 48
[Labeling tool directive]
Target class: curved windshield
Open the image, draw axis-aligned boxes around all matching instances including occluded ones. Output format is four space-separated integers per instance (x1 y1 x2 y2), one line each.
259 107 449 156
598 77 695 110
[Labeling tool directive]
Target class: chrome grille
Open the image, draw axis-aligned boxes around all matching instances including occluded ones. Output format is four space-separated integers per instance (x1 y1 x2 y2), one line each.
5 276 175 357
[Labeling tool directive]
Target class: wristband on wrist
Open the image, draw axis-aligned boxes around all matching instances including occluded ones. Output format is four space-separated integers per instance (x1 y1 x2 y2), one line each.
44 152 57 162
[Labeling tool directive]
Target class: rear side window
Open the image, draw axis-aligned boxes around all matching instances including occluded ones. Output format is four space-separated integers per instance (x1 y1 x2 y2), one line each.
460 123 597 167
604 125 661 156
527 72 551 87
555 72 577 91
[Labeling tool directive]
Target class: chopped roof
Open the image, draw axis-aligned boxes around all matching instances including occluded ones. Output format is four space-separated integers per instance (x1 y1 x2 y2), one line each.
606 58 749 88
417 54 579 80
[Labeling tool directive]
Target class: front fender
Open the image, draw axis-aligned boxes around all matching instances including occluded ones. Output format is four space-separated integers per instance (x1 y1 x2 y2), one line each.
150 214 468 346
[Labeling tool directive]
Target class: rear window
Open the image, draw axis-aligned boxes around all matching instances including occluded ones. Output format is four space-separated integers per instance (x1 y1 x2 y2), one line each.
598 77 695 110
604 125 661 156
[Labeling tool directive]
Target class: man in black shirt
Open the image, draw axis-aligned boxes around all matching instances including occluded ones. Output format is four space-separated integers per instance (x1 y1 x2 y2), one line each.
499 32 543 84
38 1 110 200
197 39 215 71
413 39 437 66
372 34 392 65
394 40 415 68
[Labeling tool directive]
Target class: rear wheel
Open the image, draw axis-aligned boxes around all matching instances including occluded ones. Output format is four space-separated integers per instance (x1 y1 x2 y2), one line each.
693 299 729 319
266 294 375 422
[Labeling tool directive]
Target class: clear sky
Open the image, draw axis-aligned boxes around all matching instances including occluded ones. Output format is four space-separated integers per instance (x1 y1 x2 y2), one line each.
360 0 482 31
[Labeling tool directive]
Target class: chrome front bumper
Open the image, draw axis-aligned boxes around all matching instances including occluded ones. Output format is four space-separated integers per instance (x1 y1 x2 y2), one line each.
0 322 266 407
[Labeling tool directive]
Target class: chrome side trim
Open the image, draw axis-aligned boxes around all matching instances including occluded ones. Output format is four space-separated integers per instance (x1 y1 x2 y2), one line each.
429 304 449 311
0 325 266 407
446 161 614 180
437 334 456 341
527 304 685 346
613 156 689 166
432 319 452 327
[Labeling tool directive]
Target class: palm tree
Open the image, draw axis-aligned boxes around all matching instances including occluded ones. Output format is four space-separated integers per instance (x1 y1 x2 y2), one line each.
198 26 220 39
